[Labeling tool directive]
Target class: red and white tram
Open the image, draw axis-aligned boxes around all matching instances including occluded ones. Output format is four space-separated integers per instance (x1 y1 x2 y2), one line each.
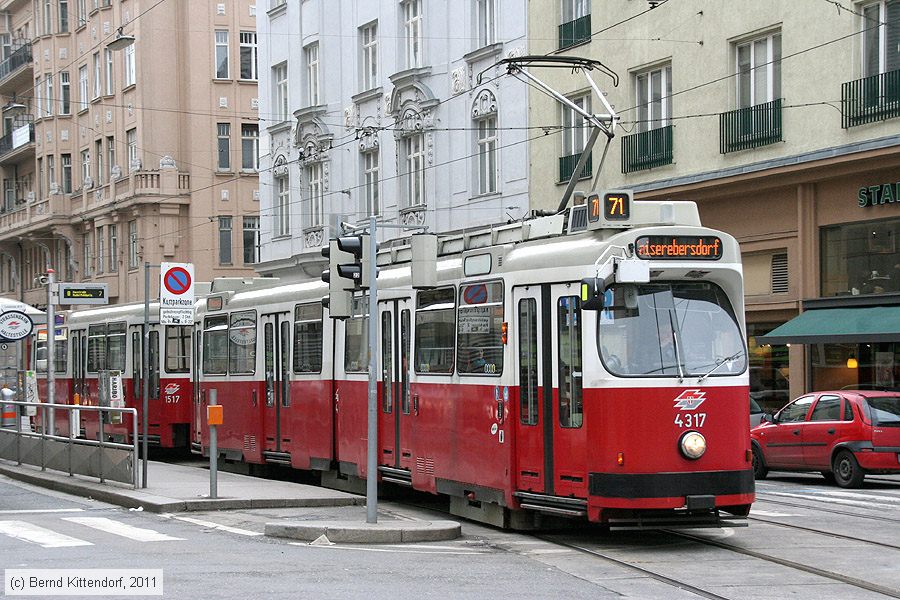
194 196 755 528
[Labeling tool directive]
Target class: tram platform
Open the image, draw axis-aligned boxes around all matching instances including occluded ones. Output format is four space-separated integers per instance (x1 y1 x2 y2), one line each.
0 458 460 544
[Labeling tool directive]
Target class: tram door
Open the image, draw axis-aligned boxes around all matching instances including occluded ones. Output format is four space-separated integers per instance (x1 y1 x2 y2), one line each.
513 283 587 498
71 329 88 403
377 299 412 472
261 312 291 457
191 328 202 449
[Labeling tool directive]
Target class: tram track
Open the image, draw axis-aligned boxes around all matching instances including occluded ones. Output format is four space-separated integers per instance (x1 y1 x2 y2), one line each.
757 496 900 525
747 514 900 551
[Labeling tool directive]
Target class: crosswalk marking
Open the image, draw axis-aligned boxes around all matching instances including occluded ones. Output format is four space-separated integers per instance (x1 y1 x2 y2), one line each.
760 490 900 511
0 509 86 515
62 517 185 542
160 514 262 537
0 520 92 548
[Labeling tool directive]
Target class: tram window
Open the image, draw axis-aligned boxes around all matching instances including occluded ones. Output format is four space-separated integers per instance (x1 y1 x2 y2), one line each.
519 298 539 426
228 310 257 374
280 320 290 407
382 312 393 413
415 286 455 374
35 333 67 373
401 309 411 414
457 281 503 375
165 326 191 373
107 322 127 372
87 324 107 372
558 296 583 428
203 315 228 374
132 331 141 387
344 314 369 373
149 330 160 399
293 303 323 373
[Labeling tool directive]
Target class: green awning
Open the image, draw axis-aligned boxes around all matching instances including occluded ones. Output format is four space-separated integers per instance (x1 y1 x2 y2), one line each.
758 307 900 345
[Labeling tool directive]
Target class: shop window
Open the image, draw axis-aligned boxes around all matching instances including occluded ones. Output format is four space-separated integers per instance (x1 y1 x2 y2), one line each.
821 217 900 297
748 322 790 414
810 342 900 392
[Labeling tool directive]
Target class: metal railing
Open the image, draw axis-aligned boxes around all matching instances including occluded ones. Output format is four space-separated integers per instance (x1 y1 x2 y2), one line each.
0 42 33 84
558 14 591 49
842 68 900 128
621 125 673 173
719 98 782 154
0 400 138 489
0 123 34 159
558 151 592 182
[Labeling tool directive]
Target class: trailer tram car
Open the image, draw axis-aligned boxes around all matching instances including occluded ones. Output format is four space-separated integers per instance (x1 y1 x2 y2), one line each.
195 196 754 529
57 302 194 449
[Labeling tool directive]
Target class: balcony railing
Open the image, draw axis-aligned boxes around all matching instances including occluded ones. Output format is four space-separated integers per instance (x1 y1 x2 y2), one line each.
558 14 591 49
0 123 34 159
559 151 592 182
719 98 782 154
842 68 900 128
0 42 32 84
621 125 673 173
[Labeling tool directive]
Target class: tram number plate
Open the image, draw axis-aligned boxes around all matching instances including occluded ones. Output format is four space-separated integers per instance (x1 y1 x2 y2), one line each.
674 413 706 428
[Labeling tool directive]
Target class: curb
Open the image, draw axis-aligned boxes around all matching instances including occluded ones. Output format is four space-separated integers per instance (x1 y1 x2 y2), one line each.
265 520 462 544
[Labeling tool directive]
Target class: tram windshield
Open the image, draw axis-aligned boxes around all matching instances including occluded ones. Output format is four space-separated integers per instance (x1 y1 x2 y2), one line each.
598 282 746 378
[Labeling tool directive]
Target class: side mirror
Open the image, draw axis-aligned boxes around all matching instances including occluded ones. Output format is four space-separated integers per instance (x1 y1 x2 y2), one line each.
580 278 604 311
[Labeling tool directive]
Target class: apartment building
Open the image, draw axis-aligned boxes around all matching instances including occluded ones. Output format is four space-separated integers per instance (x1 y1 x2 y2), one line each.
529 0 900 404
0 0 260 307
256 0 529 278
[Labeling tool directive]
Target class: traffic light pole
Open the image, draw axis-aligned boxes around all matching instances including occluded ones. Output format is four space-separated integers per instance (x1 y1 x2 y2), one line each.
366 215 378 524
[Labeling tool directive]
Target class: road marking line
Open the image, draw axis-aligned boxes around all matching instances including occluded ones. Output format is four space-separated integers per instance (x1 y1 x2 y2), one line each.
0 520 92 548
161 514 262 536
750 510 797 517
0 509 86 515
761 490 898 511
292 543 490 555
63 517 185 542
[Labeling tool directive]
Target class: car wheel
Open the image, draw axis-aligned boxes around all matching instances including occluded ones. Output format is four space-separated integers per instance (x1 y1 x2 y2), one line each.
832 450 865 488
752 446 768 480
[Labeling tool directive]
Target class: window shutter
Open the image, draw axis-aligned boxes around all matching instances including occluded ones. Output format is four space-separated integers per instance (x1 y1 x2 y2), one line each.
771 253 788 293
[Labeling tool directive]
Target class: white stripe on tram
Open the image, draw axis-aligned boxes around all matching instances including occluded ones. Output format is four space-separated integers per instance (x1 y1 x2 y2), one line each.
0 520 92 548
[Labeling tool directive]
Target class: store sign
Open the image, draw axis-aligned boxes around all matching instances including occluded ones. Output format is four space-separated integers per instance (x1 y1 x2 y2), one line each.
635 236 723 260
858 182 900 208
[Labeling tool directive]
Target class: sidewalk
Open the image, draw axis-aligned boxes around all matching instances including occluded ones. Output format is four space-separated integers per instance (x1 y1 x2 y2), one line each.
0 458 460 543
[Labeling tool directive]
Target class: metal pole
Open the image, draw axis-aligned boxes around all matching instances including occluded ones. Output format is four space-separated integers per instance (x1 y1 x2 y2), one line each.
366 215 378 524
142 262 150 488
209 388 217 500
46 269 55 435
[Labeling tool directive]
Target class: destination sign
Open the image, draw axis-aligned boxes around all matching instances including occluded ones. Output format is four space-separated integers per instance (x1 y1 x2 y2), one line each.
57 283 109 305
635 236 723 260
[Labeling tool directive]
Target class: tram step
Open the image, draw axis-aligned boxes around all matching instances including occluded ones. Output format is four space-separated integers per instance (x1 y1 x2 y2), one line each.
263 451 291 465
379 465 412 486
513 491 588 517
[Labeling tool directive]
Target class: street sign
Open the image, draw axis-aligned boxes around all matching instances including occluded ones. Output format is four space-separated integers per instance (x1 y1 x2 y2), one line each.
57 283 109 305
160 262 195 325
0 310 33 340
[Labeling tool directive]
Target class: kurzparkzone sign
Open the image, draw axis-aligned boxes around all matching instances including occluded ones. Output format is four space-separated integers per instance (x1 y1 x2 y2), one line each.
159 262 195 325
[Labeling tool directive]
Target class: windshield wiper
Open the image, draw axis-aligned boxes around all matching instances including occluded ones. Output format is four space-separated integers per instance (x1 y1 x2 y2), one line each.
697 349 746 383
668 311 685 382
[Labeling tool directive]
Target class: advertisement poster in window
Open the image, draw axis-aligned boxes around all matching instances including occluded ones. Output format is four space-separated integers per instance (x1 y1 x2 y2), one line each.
876 351 894 388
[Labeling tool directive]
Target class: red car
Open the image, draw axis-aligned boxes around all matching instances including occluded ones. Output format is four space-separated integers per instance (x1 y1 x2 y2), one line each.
751 390 900 488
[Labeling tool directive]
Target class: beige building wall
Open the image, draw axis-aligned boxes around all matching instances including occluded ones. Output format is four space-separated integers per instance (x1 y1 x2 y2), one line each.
0 0 259 307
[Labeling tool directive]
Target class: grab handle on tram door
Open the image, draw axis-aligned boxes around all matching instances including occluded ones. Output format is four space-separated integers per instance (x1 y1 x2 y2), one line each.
413 393 419 416
496 398 504 424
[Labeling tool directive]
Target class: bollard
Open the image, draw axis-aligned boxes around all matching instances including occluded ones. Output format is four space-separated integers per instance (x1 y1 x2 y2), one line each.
207 389 221 500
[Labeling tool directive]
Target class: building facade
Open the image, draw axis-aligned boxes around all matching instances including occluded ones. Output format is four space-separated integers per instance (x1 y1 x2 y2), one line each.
256 0 529 278
529 0 900 406
0 0 260 307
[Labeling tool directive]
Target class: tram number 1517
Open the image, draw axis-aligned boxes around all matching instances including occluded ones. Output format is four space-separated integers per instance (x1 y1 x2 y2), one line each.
674 413 706 428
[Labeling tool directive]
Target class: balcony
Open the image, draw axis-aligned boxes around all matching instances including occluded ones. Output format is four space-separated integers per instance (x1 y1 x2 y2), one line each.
719 98 782 154
621 125 673 173
842 68 900 129
0 122 34 164
0 42 33 93
558 151 592 182
558 14 591 50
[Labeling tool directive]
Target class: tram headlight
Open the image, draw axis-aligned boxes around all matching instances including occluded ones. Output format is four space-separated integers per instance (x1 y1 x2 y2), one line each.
679 431 706 460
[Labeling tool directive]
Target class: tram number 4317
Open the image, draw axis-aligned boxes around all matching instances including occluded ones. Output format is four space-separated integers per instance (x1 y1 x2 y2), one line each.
674 413 706 428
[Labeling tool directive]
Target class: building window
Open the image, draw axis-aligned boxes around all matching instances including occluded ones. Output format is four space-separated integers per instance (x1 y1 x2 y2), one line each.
402 0 423 69
108 224 117 272
37 158 43 200
104 48 113 95
305 43 319 106
96 225 105 274
360 22 377 91
128 220 138 269
61 154 72 193
60 71 70 114
821 217 900 297
78 65 88 110
47 155 54 194
239 31 257 80
242 216 259 264
76 0 85 27
94 139 103 184
43 0 51 35
736 32 781 108
106 136 114 180
559 0 591 49
863 1 900 78
560 93 591 181
92 52 101 99
35 77 42 118
401 133 425 208
273 62 288 122
274 173 290 237
217 123 231 170
59 0 69 32
126 128 137 172
475 0 495 48
80 149 90 187
218 216 232 265
636 65 671 132
306 162 323 228
362 149 379 216
123 43 135 87
241 124 258 171
215 30 229 79
82 231 93 277
476 114 497 195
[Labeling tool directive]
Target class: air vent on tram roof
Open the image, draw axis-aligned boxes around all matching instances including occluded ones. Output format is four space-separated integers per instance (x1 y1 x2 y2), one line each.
771 253 788 293
568 205 588 233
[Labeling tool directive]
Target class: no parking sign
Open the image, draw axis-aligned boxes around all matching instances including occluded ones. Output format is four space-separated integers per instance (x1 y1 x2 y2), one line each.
160 262 195 325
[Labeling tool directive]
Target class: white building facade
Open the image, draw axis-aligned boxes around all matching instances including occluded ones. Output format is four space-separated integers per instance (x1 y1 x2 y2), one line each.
257 0 529 277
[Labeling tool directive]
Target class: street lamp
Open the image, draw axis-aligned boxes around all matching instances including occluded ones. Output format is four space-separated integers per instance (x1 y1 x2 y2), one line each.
107 27 135 51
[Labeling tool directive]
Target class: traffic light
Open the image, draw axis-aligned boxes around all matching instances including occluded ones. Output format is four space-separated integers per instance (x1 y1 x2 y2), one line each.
336 234 371 289
321 240 353 319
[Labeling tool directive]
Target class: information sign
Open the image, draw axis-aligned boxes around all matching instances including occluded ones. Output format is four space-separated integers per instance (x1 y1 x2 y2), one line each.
160 263 195 325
